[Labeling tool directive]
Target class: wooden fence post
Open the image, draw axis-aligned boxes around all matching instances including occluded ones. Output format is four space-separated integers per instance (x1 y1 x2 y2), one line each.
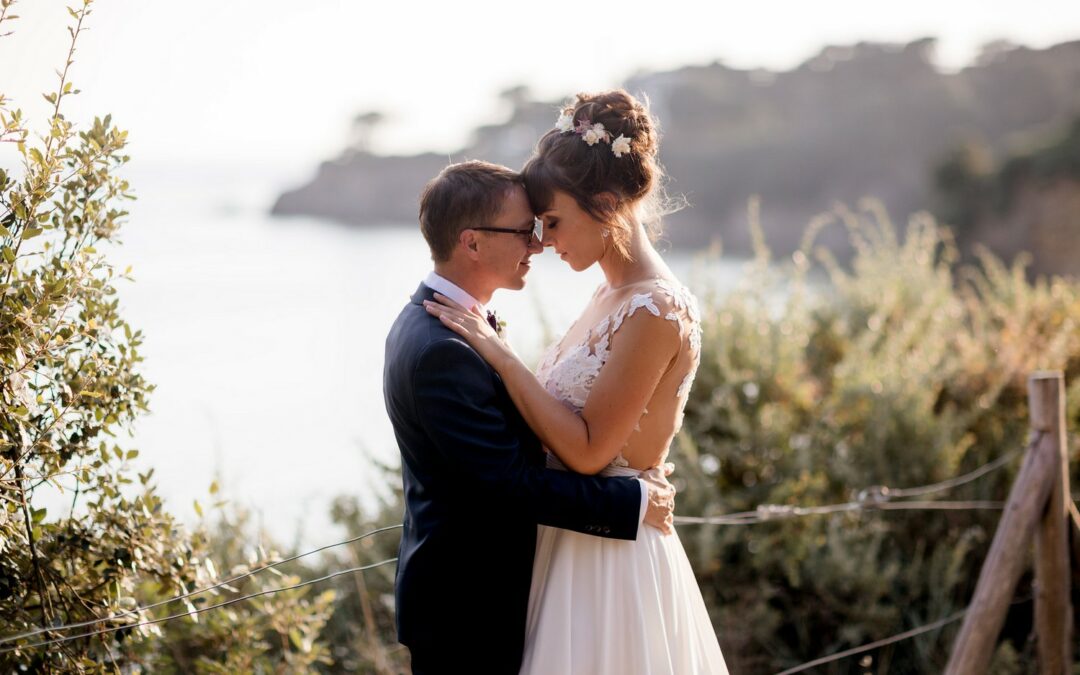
1031 371 1072 674
944 372 1064 674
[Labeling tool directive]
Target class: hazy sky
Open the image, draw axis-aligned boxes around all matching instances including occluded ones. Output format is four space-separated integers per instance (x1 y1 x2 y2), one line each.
4 1 1080 170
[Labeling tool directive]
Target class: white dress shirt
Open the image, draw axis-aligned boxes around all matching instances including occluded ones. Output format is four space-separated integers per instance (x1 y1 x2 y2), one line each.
422 271 650 529
424 271 483 313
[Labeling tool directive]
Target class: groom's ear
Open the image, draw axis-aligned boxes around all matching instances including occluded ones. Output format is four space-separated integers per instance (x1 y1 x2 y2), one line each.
459 229 482 261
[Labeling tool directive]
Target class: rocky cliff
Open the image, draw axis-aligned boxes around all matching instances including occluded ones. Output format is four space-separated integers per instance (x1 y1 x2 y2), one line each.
272 38 1080 265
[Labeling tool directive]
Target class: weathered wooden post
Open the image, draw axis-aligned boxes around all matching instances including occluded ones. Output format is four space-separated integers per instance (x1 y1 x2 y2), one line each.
944 371 1065 674
1031 371 1071 674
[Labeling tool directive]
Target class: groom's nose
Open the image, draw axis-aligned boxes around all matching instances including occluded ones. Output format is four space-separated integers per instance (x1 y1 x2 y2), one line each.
527 236 543 253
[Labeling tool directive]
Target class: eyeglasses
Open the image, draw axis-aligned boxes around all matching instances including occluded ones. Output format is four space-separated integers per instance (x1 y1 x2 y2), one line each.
470 218 543 244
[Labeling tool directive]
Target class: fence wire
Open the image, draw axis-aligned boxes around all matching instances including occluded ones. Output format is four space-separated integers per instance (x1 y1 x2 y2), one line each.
0 433 1048 664
0 524 404 647
0 558 398 655
676 434 1038 527
773 596 1033 675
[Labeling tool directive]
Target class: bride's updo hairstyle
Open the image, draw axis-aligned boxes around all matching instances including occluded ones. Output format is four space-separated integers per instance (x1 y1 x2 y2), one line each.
522 89 674 259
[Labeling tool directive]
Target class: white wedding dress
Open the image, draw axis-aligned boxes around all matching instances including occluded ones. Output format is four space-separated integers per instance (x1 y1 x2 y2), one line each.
521 279 728 675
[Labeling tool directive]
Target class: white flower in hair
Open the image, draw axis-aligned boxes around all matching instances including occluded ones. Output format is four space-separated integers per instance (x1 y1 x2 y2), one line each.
555 111 575 133
582 122 607 146
611 134 632 158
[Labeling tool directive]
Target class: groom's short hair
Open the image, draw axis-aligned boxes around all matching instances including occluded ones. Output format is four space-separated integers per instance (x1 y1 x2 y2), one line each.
419 161 522 262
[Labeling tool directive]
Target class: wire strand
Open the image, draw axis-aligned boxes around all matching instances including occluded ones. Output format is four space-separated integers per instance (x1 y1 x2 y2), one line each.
0 558 398 655
772 595 1033 675
676 436 1036 527
773 610 966 675
674 500 1005 526
0 524 403 645
879 442 1029 499
0 437 1042 653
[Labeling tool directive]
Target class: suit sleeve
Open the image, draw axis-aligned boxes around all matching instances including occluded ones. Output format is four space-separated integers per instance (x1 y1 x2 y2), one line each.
412 337 641 540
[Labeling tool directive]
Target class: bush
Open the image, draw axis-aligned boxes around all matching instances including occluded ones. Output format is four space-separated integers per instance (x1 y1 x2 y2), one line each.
1 4 334 670
675 198 1079 672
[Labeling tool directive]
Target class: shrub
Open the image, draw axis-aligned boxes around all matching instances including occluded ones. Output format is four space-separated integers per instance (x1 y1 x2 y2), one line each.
1 4 334 670
675 198 1079 672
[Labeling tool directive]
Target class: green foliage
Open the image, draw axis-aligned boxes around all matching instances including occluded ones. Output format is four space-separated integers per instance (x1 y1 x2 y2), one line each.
674 199 1080 672
125 507 340 674
312 458 408 674
1 4 334 670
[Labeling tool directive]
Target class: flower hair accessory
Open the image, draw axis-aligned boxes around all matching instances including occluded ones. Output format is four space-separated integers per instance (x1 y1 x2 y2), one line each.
574 118 609 146
554 110 633 158
611 134 631 158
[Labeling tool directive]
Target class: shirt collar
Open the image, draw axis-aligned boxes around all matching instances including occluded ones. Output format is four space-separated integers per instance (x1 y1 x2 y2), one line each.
424 271 484 312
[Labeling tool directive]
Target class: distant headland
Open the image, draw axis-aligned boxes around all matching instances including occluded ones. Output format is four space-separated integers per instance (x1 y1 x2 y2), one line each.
272 38 1080 274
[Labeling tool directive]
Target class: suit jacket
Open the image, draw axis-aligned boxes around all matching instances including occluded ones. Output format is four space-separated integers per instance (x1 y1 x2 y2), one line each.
383 283 642 671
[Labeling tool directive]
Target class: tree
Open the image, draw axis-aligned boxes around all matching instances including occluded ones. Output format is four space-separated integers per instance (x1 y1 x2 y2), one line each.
350 111 385 153
1 3 334 670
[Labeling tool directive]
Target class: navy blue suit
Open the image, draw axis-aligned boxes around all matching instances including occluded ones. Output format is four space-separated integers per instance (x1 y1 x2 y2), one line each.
383 283 642 673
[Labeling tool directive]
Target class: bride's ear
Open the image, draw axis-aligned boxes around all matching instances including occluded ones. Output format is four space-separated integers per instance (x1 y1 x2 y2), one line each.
594 191 620 217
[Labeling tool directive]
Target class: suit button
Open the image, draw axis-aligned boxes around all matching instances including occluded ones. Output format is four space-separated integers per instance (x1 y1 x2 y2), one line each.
603 527 611 534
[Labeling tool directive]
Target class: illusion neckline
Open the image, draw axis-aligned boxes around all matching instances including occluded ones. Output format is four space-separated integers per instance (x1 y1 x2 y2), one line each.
602 275 664 292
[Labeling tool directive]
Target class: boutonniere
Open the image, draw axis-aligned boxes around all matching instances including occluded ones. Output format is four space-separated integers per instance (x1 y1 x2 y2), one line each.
486 309 507 337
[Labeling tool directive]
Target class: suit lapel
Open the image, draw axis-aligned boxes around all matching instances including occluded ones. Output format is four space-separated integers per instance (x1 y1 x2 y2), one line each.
411 281 537 454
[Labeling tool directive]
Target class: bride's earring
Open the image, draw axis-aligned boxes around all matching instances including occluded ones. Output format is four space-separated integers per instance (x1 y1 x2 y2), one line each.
598 227 613 259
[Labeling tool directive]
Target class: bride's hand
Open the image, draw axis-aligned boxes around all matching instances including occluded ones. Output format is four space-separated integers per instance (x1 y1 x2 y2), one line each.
423 293 513 369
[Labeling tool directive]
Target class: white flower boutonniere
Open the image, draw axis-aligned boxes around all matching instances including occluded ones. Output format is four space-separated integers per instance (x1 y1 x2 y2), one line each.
486 310 507 338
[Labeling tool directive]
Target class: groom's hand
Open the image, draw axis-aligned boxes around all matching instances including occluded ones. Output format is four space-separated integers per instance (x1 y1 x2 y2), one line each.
642 463 676 535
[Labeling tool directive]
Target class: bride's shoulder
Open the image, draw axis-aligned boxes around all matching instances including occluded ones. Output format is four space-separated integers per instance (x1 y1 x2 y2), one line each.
618 277 699 322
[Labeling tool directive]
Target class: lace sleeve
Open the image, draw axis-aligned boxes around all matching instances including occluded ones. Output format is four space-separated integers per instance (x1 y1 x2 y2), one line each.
537 281 702 416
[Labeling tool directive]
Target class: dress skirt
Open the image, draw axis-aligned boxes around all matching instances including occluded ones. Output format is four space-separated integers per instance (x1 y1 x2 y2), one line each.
520 460 729 674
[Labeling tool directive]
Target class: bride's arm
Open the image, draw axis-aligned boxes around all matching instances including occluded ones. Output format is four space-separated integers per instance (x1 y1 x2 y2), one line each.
424 294 678 475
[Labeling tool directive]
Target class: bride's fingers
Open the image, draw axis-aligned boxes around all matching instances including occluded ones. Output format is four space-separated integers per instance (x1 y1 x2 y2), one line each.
436 313 468 335
433 310 486 339
424 302 496 340
424 300 465 323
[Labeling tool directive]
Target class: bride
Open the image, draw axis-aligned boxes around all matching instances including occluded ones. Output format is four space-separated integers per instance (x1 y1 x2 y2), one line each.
424 89 728 674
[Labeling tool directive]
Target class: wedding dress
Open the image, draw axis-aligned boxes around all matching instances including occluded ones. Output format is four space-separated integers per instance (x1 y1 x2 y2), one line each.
521 279 729 675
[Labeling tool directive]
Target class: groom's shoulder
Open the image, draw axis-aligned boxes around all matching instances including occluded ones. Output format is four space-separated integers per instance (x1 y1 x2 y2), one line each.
387 302 483 369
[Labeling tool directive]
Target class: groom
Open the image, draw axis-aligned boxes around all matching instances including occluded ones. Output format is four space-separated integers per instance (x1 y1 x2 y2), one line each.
384 161 675 674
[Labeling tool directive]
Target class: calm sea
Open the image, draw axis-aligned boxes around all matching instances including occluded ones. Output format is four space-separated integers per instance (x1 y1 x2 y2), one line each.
103 162 746 546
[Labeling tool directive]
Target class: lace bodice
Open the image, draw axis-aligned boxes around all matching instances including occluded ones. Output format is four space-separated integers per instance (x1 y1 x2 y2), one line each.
535 278 702 469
